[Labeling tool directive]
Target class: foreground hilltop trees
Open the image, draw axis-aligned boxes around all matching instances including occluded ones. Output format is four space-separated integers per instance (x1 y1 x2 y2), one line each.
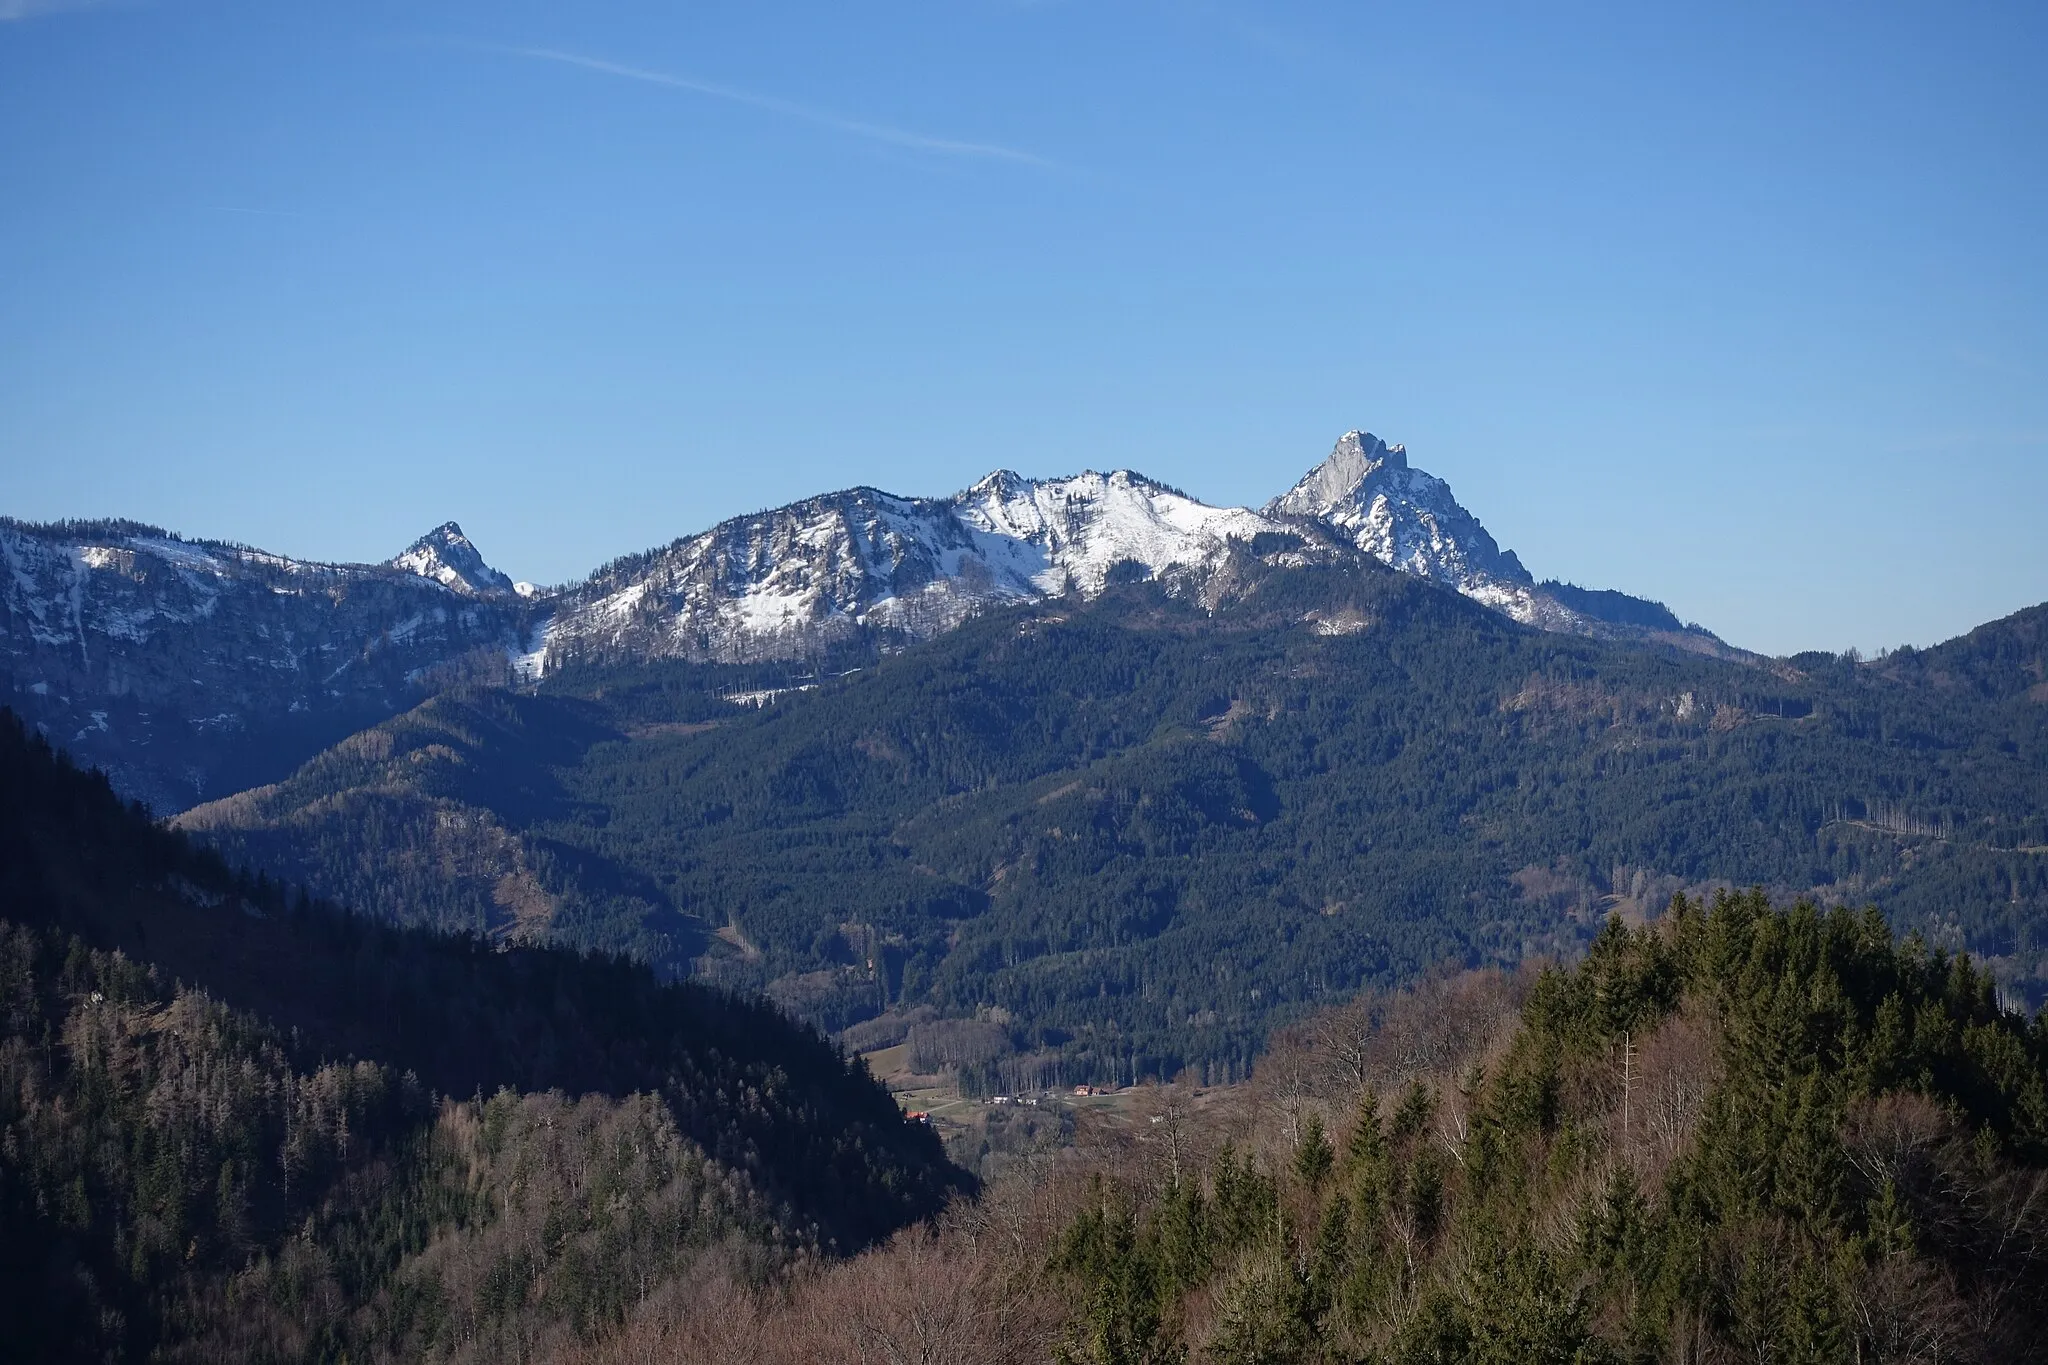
564 893 2048 1364
1042 894 2048 1362
0 710 961 1363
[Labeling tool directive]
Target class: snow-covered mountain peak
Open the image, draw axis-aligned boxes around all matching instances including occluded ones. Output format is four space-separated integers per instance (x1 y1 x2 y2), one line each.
5 431 1733 808
388 522 516 598
1269 431 1410 519
963 469 1031 499
531 429 1721 676
1257 429 1717 644
1267 430 1532 605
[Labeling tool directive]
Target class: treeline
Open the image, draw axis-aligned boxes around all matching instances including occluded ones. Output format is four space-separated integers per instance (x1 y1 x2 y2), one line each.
0 709 963 1361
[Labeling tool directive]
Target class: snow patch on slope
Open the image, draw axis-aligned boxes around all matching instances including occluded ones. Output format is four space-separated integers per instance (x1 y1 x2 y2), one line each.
954 470 1281 594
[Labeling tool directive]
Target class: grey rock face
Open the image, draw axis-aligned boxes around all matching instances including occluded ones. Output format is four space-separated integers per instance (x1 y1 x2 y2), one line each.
1266 431 1545 617
1264 431 1722 647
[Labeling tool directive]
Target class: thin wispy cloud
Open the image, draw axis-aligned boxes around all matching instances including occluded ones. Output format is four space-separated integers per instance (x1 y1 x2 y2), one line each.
495 45 1054 169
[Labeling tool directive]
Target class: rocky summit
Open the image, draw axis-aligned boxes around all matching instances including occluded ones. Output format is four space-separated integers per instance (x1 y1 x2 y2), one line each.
386 521 522 598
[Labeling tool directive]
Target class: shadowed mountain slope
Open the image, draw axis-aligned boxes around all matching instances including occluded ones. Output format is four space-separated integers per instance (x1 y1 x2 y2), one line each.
0 709 963 1360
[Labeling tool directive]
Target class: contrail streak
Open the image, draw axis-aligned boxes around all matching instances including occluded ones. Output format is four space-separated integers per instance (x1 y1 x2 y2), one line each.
500 45 1054 169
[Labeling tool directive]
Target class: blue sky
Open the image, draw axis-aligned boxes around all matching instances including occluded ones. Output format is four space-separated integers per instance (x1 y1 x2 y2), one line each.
3 1 2043 656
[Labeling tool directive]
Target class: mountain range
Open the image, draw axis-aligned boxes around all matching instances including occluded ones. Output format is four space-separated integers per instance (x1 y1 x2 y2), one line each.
526 429 1719 674
8 428 2044 1082
3 431 1710 810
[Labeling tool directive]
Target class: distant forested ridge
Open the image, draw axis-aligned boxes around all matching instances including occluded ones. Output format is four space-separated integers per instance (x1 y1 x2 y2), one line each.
0 710 961 1363
180 556 2048 1083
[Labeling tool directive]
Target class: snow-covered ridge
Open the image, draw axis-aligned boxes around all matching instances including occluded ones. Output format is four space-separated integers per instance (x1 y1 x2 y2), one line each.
954 469 1283 594
532 469 1299 670
1 517 520 653
531 433 1716 671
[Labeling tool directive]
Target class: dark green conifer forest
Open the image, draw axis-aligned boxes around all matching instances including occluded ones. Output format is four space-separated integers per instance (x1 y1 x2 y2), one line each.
182 561 2048 1083
1042 893 2048 1362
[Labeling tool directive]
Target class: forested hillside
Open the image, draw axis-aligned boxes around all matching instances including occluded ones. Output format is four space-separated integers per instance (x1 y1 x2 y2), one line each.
556 892 2048 1364
182 555 2048 1084
1039 893 2048 1361
173 687 691 961
0 711 960 1362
